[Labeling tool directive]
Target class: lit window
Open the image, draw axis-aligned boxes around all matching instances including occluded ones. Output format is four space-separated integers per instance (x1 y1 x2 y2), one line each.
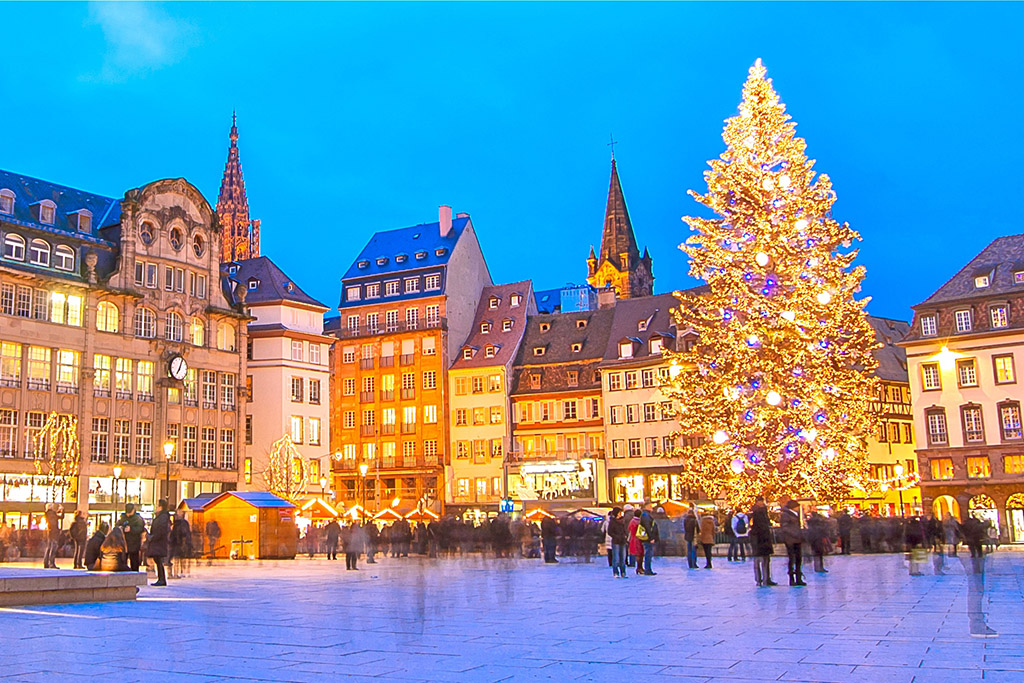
489 297 499 309
190 317 205 347
920 315 937 337
931 458 954 480
96 302 119 333
975 275 990 288
462 348 473 360
650 338 664 354
994 355 1015 384
510 294 521 307
484 346 496 358
533 347 545 357
217 322 236 351
1000 403 1022 440
990 305 1009 329
967 456 991 478
962 406 984 443
954 309 972 333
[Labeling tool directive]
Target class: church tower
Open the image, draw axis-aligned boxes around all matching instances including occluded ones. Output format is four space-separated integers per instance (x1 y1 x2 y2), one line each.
586 158 653 299
217 113 261 263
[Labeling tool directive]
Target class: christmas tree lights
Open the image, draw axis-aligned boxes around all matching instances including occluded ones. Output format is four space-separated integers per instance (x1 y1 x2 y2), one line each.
662 60 880 506
263 435 310 501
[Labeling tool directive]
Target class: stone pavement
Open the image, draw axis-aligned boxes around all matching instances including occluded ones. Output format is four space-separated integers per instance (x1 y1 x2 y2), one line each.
0 551 1022 682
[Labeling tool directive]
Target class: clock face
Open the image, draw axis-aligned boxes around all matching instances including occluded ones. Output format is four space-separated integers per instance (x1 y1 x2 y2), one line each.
169 355 188 381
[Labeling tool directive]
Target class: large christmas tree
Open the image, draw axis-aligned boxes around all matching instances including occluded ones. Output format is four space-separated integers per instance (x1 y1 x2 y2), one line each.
664 60 880 506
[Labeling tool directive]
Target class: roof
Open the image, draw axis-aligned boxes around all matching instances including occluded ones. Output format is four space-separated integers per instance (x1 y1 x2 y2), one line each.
452 281 534 370
916 234 1024 306
0 168 121 245
595 160 640 270
179 497 215 511
515 307 616 367
534 287 562 314
601 292 682 363
341 215 471 281
228 256 326 309
211 491 296 509
867 315 910 383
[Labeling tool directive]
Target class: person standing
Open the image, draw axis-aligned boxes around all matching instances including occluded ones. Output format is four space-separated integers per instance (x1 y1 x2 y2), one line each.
365 520 379 563
731 509 750 562
606 508 627 578
325 519 341 561
961 515 986 559
640 510 658 576
807 512 829 574
540 515 559 564
683 508 699 569
627 508 645 575
750 496 777 587
837 509 853 554
601 511 613 567
43 503 64 569
70 510 88 569
148 499 170 586
169 511 192 579
780 499 806 586
699 511 716 569
119 504 145 572
204 518 222 560
345 522 365 570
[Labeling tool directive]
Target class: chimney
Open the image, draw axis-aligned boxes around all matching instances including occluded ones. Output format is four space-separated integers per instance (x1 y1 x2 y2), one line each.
598 286 617 309
439 205 453 237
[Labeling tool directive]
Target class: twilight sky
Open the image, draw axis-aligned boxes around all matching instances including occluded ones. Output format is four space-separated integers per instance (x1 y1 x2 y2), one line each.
1 2 1021 320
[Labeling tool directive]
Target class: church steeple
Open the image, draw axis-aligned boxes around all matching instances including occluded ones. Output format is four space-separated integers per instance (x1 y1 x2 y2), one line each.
586 157 653 299
217 112 260 263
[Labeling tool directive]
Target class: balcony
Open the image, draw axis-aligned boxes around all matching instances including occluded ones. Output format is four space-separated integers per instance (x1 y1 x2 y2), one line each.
381 390 394 401
333 454 443 471
138 392 154 402
401 388 415 400
380 423 395 435
116 391 133 401
0 377 20 388
359 391 375 403
93 388 111 398
506 449 606 464
332 318 448 340
360 424 376 437
56 382 78 395
27 379 49 392
380 355 395 368
401 423 416 434
359 358 375 370
400 354 414 366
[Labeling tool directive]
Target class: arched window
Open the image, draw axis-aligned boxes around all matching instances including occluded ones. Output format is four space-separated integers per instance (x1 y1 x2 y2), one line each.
169 227 183 251
29 239 50 266
2 233 25 261
96 302 119 333
192 233 205 259
0 189 14 215
38 200 55 225
139 221 155 245
190 316 205 347
165 312 183 342
217 322 236 351
54 245 75 271
134 307 156 338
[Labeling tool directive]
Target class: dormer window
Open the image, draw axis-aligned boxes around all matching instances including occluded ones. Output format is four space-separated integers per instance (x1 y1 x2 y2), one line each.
435 248 448 257
415 251 428 260
376 257 389 266
510 294 522 307
502 319 513 332
484 345 497 358
54 245 75 272
638 320 648 332
576 319 587 329
396 254 408 263
991 304 1009 329
619 341 634 359
571 343 582 353
357 260 370 269
248 279 259 291
0 189 14 215
920 314 937 337
346 286 361 302
650 338 664 354
462 348 474 360
955 309 973 333
533 346 546 357
488 296 500 309
480 322 491 334
37 200 55 225
975 275 990 288
29 238 50 266
529 374 541 390
539 322 551 333
1015 271 1024 285
70 210 92 233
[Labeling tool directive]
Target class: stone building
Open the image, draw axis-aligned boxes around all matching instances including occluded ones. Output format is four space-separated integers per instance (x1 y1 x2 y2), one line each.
217 114 261 263
326 207 491 514
586 159 653 300
0 169 248 529
901 235 1024 542
447 281 535 516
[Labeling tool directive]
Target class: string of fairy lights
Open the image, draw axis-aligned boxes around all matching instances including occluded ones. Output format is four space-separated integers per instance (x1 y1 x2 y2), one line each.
32 412 81 503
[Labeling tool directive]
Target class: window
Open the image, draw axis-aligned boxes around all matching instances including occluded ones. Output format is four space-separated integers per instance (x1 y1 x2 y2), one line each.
96 302 119 332
195 274 207 299
994 355 1016 384
931 458 954 480
291 377 304 402
990 305 1009 329
567 370 578 387
165 312 184 342
366 283 380 299
402 406 416 427
29 239 50 266
608 373 622 391
0 189 13 215
628 439 642 458
954 309 972 333
462 348 473 360
609 406 623 425
190 317 205 347
641 369 656 388
307 418 321 447
903 423 913 443
385 280 400 296
529 373 540 390
889 422 901 443
626 404 639 423
54 245 75 271
619 341 634 359
290 415 304 443
55 350 79 392
115 358 132 398
90 417 108 463
956 359 977 387
975 275 990 288
404 278 420 293
625 371 638 390
532 347 545 357
182 425 198 467
473 407 486 425
38 201 55 225
145 263 157 288
217 323 236 351
192 234 205 259
2 234 25 261
220 429 236 469
490 406 503 424
967 456 991 479
425 274 441 291
926 409 948 446
423 371 436 390
480 322 491 334
962 405 984 443
920 315 937 337
309 379 321 404
644 403 658 422
471 376 484 394
1000 402 1022 440
921 363 940 390
650 338 664 355
49 292 82 326
0 341 21 387
135 422 152 464
310 344 321 365
27 346 50 391
455 409 467 426
289 340 303 361
502 319 514 333
489 374 502 392
164 266 175 291
200 427 216 468
424 405 437 424
134 307 156 338
366 313 379 333
139 221 155 245
136 361 154 400
346 286 361 301
425 306 440 327
385 310 399 332
113 420 130 463
563 400 577 420
1004 455 1024 475
199 370 216 408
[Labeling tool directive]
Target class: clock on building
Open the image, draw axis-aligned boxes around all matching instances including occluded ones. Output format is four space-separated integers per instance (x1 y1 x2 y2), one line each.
168 354 188 381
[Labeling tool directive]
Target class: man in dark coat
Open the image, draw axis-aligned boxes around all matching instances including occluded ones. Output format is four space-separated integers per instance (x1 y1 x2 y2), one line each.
780 499 806 586
345 522 365 570
750 496 776 586
148 499 171 586
540 515 558 563
325 519 341 560
119 503 146 571
683 509 699 569
961 515 986 559
205 519 222 560
43 503 64 569
70 510 88 569
365 521 379 563
837 510 853 554
84 521 109 571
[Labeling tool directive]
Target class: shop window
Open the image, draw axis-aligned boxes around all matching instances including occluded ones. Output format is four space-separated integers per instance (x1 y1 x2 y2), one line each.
930 458 954 480
967 456 991 479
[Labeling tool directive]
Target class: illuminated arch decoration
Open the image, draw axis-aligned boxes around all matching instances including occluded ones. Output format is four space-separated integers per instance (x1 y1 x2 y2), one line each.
32 412 81 504
969 494 997 510
1006 493 1024 510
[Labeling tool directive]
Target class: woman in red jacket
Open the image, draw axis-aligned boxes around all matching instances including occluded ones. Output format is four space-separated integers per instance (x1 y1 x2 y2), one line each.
627 508 645 575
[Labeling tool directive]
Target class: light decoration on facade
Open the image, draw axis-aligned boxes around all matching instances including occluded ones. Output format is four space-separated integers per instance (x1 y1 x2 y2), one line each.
932 345 962 371
32 412 80 504
263 435 310 502
660 59 880 507
851 470 921 494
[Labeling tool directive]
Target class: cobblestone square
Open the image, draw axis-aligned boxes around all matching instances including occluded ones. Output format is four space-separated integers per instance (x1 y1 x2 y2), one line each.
1 552 1022 682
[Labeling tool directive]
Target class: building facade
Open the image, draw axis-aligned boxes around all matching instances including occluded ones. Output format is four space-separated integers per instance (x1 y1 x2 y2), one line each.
586 159 653 300
901 235 1024 542
447 281 534 516
235 257 331 494
327 207 491 514
509 308 614 507
0 170 247 529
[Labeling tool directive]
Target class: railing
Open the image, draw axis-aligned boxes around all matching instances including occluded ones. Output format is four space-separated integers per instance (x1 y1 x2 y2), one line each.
360 424 376 437
380 356 395 367
506 449 606 464
138 392 154 402
184 398 198 407
360 391 375 403
333 454 443 471
359 358 375 370
332 317 448 340
116 390 132 401
381 390 394 401
93 388 111 398
400 354 414 366
401 388 415 400
401 423 416 434
0 377 20 388
203 401 217 410
56 383 78 395
27 379 49 391
380 424 395 435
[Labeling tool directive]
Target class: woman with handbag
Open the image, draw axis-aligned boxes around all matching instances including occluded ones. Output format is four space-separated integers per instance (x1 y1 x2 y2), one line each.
628 508 645 575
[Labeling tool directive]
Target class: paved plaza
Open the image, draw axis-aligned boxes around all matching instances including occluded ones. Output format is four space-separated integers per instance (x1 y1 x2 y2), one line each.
0 552 1022 682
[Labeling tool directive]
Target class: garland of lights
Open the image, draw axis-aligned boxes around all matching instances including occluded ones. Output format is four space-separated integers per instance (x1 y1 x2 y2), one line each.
263 435 310 502
32 412 81 504
851 471 921 494
661 59 881 507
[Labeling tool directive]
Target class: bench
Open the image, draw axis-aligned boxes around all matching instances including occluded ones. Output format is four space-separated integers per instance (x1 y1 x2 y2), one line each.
0 567 148 607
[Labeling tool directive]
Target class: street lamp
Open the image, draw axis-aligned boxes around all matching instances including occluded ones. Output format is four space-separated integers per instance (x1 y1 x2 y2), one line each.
112 465 123 523
163 441 175 505
319 476 327 499
359 462 369 522
894 464 906 518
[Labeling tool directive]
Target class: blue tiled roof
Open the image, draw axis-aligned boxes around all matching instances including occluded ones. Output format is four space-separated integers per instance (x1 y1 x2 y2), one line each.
227 491 296 508
534 288 562 314
342 216 470 281
0 168 121 245
180 497 214 511
226 256 327 309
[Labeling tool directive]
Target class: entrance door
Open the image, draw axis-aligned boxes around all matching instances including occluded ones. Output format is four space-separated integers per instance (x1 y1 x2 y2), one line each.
1010 509 1024 543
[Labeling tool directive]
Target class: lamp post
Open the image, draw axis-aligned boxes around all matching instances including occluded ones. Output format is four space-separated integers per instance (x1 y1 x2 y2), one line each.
112 465 122 524
163 441 175 505
894 464 906 518
359 462 369 522
319 476 327 500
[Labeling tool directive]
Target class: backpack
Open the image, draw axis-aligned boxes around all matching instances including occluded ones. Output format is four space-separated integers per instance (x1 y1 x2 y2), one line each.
735 515 747 535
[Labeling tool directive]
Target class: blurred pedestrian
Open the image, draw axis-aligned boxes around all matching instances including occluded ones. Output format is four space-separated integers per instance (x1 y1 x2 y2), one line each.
807 511 830 574
119 503 145 571
42 503 63 569
837 509 853 554
70 510 88 569
640 509 658 576
780 500 806 586
169 511 193 578
699 511 716 569
731 509 750 562
84 521 109 571
541 514 558 563
750 496 776 587
148 499 170 586
325 519 341 560
345 522 365 570
683 508 699 569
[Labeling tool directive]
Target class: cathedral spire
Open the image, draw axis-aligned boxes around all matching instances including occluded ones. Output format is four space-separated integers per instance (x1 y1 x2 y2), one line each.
217 112 260 263
586 157 653 299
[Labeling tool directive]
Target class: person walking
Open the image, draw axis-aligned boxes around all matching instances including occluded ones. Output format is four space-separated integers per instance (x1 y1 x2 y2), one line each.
345 522 365 570
365 520 379 563
147 499 170 586
205 518 222 560
699 511 716 569
607 507 627 578
540 514 559 564
601 511 613 567
70 510 88 569
943 514 962 557
42 503 64 569
750 496 777 586
683 508 699 569
807 512 830 574
731 509 750 562
640 509 659 576
837 509 853 554
961 515 986 559
169 511 193 578
628 507 645 575
84 521 109 571
119 504 145 572
325 519 341 561
780 499 806 586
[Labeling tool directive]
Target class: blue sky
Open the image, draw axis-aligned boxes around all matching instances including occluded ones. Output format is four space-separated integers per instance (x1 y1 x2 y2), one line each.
2 2 1021 319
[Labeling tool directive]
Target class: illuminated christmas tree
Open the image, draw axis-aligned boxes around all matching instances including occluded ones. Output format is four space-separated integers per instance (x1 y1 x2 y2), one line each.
263 435 310 501
33 412 81 504
663 60 880 506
